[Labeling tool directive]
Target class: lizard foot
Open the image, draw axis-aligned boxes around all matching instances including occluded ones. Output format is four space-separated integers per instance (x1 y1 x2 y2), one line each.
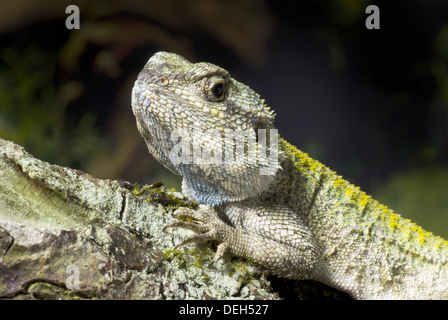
164 204 319 280
163 205 229 265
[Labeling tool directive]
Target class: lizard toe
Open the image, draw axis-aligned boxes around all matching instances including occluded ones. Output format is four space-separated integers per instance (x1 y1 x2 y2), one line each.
172 230 217 251
173 204 220 224
163 220 210 234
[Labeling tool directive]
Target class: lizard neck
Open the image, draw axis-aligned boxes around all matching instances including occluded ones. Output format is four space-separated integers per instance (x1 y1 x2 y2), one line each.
179 161 278 206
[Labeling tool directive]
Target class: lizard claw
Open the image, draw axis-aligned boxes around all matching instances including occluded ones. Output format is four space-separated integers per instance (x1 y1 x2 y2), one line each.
171 230 216 251
210 242 228 266
164 205 229 263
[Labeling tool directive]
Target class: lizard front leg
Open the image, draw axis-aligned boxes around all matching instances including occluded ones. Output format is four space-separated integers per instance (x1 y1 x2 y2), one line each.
164 202 319 280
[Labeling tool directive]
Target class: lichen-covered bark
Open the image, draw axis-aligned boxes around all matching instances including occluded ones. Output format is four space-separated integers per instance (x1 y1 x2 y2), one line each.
0 138 278 300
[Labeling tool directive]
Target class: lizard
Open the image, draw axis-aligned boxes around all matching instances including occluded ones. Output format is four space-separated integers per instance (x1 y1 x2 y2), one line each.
131 51 448 299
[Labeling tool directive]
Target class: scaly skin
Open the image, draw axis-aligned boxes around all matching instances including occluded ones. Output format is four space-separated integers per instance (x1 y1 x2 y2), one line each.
131 52 448 299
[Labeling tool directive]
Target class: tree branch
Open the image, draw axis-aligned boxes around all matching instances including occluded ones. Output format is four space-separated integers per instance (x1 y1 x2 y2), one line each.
0 138 278 300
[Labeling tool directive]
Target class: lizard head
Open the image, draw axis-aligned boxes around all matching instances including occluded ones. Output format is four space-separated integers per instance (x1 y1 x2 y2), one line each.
132 52 279 205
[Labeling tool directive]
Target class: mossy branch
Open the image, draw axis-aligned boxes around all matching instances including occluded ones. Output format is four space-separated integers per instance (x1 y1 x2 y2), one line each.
0 138 278 300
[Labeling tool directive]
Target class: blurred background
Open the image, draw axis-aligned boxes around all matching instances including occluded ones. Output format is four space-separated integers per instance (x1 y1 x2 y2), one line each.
0 0 447 238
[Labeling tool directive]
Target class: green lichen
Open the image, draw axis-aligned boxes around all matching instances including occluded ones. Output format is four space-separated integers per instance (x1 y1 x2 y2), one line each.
163 248 184 260
27 282 85 300
163 242 215 273
164 249 187 269
225 259 258 290
131 182 195 211
193 245 214 268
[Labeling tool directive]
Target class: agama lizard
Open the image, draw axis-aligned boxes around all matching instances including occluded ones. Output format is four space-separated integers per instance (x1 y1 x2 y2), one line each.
131 51 448 299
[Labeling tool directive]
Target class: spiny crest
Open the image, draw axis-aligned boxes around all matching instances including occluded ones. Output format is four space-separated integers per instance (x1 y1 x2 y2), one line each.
261 99 276 118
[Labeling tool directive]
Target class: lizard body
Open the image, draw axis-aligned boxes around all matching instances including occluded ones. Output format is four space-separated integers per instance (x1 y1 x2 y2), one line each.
131 51 448 299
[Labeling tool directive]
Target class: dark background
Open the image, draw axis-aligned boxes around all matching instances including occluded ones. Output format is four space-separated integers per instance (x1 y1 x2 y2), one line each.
0 0 447 238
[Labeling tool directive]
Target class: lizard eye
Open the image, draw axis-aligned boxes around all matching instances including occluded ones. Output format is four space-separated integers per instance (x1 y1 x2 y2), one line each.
206 77 226 101
212 83 224 98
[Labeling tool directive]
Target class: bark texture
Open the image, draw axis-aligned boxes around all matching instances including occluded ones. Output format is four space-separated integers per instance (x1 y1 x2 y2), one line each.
0 138 278 300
